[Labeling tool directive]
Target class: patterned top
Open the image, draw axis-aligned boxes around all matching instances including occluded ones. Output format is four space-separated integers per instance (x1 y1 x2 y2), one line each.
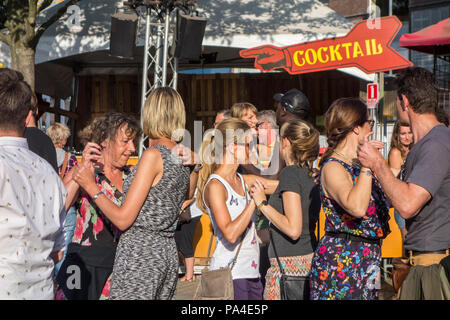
320 158 390 240
121 145 190 236
72 167 131 248
0 137 66 300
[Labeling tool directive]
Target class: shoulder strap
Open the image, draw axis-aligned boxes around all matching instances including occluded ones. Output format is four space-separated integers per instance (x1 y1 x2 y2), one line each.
59 152 69 179
270 228 286 275
230 174 249 271
230 235 245 271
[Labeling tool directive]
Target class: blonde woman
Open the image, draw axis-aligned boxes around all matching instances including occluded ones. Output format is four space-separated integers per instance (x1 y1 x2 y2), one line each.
196 118 278 300
74 87 190 300
46 123 78 178
230 102 259 132
250 119 321 300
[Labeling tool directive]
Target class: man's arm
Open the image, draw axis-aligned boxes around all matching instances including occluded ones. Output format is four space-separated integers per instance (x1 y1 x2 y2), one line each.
359 142 431 219
372 158 431 219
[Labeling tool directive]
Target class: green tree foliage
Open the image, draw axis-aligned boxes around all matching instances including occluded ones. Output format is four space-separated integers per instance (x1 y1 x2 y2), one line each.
0 0 81 88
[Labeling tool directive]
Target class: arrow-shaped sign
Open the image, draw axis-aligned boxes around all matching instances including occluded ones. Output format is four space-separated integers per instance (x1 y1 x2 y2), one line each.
240 16 413 75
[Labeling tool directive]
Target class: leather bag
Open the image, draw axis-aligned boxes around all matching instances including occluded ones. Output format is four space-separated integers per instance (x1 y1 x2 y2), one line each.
270 229 310 300
392 257 411 293
193 235 244 300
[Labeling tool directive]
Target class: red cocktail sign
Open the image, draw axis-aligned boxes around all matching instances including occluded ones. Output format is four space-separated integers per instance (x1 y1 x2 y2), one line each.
240 16 412 75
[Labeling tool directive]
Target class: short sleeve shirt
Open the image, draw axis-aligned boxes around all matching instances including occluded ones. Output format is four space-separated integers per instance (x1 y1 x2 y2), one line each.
403 125 450 252
268 165 321 258
0 137 66 299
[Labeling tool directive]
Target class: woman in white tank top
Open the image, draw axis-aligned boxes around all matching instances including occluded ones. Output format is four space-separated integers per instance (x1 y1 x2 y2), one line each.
196 118 278 300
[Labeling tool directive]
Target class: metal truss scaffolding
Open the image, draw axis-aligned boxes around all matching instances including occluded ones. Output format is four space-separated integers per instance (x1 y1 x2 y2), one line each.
124 1 196 156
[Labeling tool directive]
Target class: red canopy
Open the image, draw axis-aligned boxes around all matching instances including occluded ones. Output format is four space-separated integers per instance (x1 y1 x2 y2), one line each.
399 18 450 55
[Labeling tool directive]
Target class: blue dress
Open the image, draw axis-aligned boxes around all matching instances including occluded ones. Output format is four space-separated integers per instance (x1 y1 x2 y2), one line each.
310 158 390 300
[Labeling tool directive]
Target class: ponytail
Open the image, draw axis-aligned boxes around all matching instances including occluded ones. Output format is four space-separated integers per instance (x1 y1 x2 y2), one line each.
196 130 219 213
196 118 251 212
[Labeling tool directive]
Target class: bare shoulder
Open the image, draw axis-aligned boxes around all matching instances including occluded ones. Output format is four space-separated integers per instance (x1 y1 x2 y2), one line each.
321 160 353 187
389 148 401 158
136 148 163 173
206 178 227 199
141 148 162 162
322 160 348 176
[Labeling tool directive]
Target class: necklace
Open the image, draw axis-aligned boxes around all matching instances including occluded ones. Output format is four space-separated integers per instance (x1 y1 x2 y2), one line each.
333 150 362 168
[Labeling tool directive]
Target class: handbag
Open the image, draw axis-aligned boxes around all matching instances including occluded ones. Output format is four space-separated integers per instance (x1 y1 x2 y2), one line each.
270 229 310 300
194 178 249 300
193 232 244 300
392 258 411 293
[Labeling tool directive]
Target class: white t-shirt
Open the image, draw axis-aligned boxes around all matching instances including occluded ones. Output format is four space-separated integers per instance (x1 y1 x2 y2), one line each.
203 173 260 280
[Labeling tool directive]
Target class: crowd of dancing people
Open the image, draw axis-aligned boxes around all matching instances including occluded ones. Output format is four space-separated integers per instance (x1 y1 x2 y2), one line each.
0 66 448 300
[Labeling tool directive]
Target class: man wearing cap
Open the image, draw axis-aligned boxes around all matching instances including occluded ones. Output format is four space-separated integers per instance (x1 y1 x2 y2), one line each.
273 88 310 126
241 88 311 179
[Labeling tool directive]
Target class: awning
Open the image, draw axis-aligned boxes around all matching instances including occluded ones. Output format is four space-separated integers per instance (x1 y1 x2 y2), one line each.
0 0 374 98
399 18 450 55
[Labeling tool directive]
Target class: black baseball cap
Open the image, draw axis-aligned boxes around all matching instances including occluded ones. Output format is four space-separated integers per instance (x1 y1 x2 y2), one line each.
273 88 310 117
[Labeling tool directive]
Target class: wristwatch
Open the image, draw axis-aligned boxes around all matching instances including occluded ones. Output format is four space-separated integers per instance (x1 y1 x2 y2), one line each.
257 200 268 210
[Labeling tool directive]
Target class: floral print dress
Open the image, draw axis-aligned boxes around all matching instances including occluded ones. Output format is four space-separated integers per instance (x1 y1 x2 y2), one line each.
56 167 130 300
309 158 390 300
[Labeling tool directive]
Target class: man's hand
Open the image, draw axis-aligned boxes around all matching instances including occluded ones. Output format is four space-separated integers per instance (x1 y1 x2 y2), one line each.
357 132 385 171
240 45 286 72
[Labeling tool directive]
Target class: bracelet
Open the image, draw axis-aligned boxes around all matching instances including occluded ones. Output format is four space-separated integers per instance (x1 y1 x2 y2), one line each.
92 191 104 200
360 168 372 176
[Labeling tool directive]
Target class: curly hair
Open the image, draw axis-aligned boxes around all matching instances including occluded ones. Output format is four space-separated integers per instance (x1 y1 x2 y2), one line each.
46 123 71 146
78 112 142 147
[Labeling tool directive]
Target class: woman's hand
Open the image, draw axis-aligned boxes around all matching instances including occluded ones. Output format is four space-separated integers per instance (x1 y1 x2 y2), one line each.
72 160 96 192
81 142 102 166
249 179 267 206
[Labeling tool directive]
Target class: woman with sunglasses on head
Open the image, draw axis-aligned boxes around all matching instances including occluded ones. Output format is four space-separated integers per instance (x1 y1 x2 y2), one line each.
309 98 391 300
196 118 278 300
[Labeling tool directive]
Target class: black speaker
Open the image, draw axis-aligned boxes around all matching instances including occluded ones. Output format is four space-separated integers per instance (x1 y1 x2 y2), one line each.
110 12 138 59
173 14 207 60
